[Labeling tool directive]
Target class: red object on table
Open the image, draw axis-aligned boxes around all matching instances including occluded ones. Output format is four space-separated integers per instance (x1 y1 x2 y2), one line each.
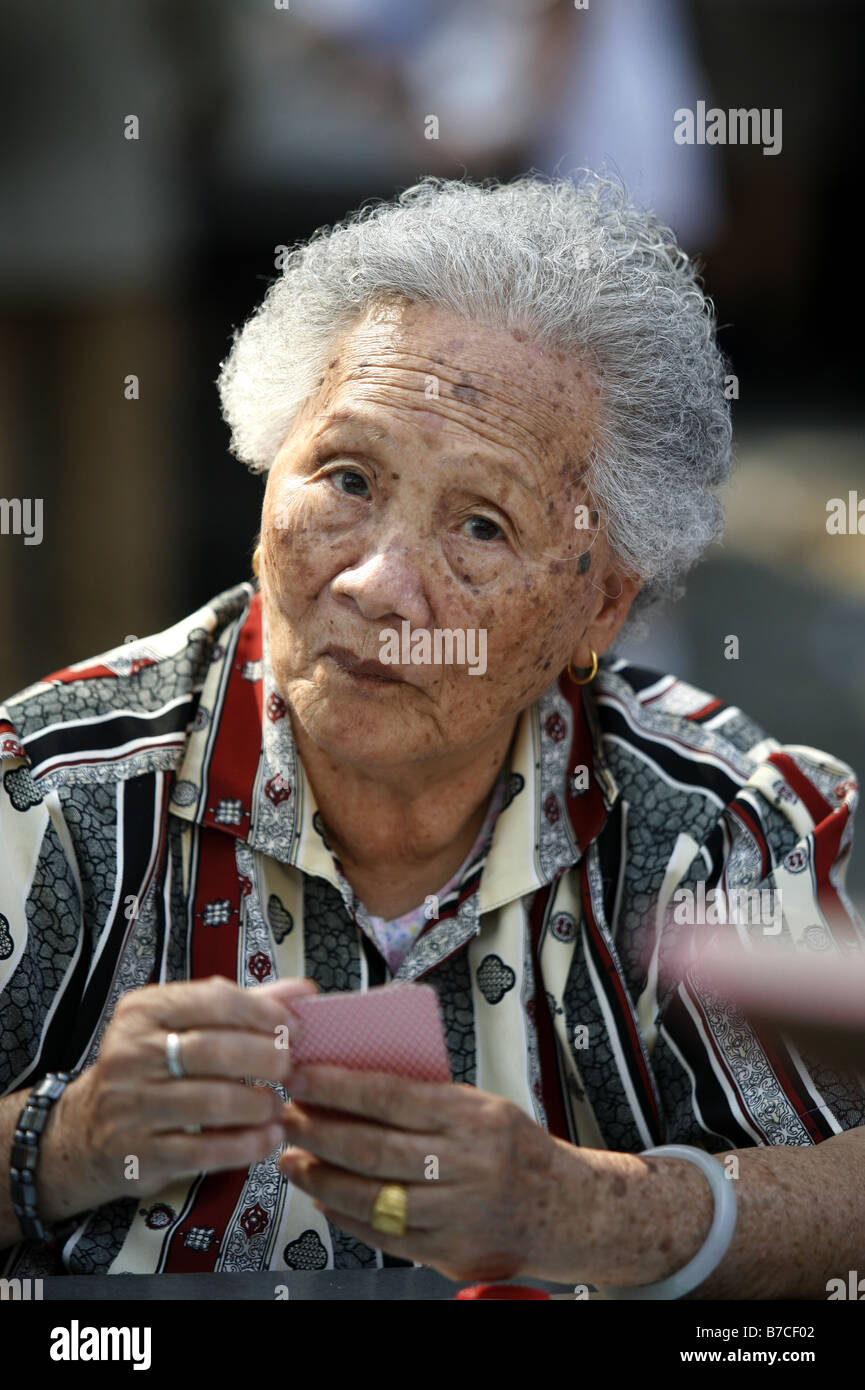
456 1284 550 1300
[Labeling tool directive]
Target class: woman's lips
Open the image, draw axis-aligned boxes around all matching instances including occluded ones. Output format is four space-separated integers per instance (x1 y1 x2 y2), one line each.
324 646 407 685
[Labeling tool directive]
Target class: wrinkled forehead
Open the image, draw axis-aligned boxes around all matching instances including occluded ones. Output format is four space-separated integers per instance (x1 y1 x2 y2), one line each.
291 299 600 467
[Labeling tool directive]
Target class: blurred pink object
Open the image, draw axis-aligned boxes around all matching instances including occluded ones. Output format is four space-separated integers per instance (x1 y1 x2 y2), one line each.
664 933 865 1071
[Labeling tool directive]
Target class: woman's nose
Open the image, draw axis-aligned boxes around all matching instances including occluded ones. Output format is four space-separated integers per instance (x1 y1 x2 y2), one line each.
330 544 431 629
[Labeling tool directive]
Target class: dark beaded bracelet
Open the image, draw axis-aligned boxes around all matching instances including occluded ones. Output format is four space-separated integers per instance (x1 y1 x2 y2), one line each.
10 1072 76 1244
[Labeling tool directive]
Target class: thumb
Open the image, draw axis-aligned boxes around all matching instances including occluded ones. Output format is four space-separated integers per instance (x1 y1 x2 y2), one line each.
254 977 319 1054
255 976 320 1001
255 976 319 1039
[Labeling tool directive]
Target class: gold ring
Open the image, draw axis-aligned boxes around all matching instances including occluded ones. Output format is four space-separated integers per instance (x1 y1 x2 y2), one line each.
370 1183 408 1237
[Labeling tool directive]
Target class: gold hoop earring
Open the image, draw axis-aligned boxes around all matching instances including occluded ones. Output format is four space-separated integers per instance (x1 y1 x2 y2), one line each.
252 545 261 578
567 649 598 685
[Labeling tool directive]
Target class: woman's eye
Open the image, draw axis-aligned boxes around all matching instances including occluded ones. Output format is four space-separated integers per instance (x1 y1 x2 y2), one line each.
329 468 369 499
461 515 502 542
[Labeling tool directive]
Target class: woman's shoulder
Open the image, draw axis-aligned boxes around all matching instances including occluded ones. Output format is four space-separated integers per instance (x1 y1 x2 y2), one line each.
0 583 254 798
590 658 862 942
592 655 859 828
596 656 774 754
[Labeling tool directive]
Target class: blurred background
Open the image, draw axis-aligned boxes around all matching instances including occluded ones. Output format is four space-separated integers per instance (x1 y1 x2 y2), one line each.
1 0 863 901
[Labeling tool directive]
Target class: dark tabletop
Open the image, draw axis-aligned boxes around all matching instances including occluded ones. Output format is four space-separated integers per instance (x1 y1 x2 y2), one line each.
27 1268 580 1300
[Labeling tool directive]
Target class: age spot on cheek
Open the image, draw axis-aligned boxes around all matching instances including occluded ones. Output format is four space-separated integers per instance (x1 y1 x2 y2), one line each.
577 551 591 575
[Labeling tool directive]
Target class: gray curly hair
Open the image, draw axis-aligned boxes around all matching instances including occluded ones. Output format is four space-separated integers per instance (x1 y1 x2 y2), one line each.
217 171 733 647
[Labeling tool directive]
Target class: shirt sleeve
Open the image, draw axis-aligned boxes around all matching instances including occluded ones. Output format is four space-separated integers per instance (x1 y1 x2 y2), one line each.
0 711 85 1098
649 740 865 1150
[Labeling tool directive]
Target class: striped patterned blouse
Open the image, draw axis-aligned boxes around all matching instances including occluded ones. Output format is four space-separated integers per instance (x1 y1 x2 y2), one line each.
1 582 863 1278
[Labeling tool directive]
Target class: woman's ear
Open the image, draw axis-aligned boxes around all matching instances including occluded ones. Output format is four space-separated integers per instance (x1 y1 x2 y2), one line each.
585 567 643 657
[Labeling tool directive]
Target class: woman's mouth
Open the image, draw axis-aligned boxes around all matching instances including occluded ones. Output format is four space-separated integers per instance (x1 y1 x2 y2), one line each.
324 646 407 685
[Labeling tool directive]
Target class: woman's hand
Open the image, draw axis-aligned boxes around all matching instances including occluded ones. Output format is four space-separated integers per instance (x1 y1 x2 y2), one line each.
40 975 318 1219
278 1065 579 1284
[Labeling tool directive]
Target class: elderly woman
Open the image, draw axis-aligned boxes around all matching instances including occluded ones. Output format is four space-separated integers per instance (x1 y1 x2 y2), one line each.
1 173 863 1298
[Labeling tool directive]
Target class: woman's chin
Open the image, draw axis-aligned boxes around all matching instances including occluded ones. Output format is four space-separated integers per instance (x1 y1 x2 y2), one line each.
312 728 424 767
290 697 427 766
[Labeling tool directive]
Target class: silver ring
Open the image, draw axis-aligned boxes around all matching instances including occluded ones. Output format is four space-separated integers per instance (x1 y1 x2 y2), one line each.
165 1031 185 1079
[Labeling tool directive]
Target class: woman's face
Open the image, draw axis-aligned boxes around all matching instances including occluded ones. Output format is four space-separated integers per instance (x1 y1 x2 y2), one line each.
260 299 639 766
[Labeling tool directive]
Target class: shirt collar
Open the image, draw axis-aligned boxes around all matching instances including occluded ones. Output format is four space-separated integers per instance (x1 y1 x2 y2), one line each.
170 591 619 911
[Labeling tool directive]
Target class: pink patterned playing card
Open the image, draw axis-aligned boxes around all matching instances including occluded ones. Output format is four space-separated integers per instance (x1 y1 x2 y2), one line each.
285 982 451 1082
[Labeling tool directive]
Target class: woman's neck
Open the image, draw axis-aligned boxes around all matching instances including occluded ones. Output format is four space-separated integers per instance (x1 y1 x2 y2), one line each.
290 713 518 919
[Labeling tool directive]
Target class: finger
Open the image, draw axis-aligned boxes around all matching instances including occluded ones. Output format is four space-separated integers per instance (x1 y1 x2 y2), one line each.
147 1081 285 1132
315 1201 433 1266
152 1027 297 1084
133 1022 296 1085
281 1152 439 1232
157 1122 286 1177
280 1103 441 1182
286 1066 462 1131
126 974 317 1034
